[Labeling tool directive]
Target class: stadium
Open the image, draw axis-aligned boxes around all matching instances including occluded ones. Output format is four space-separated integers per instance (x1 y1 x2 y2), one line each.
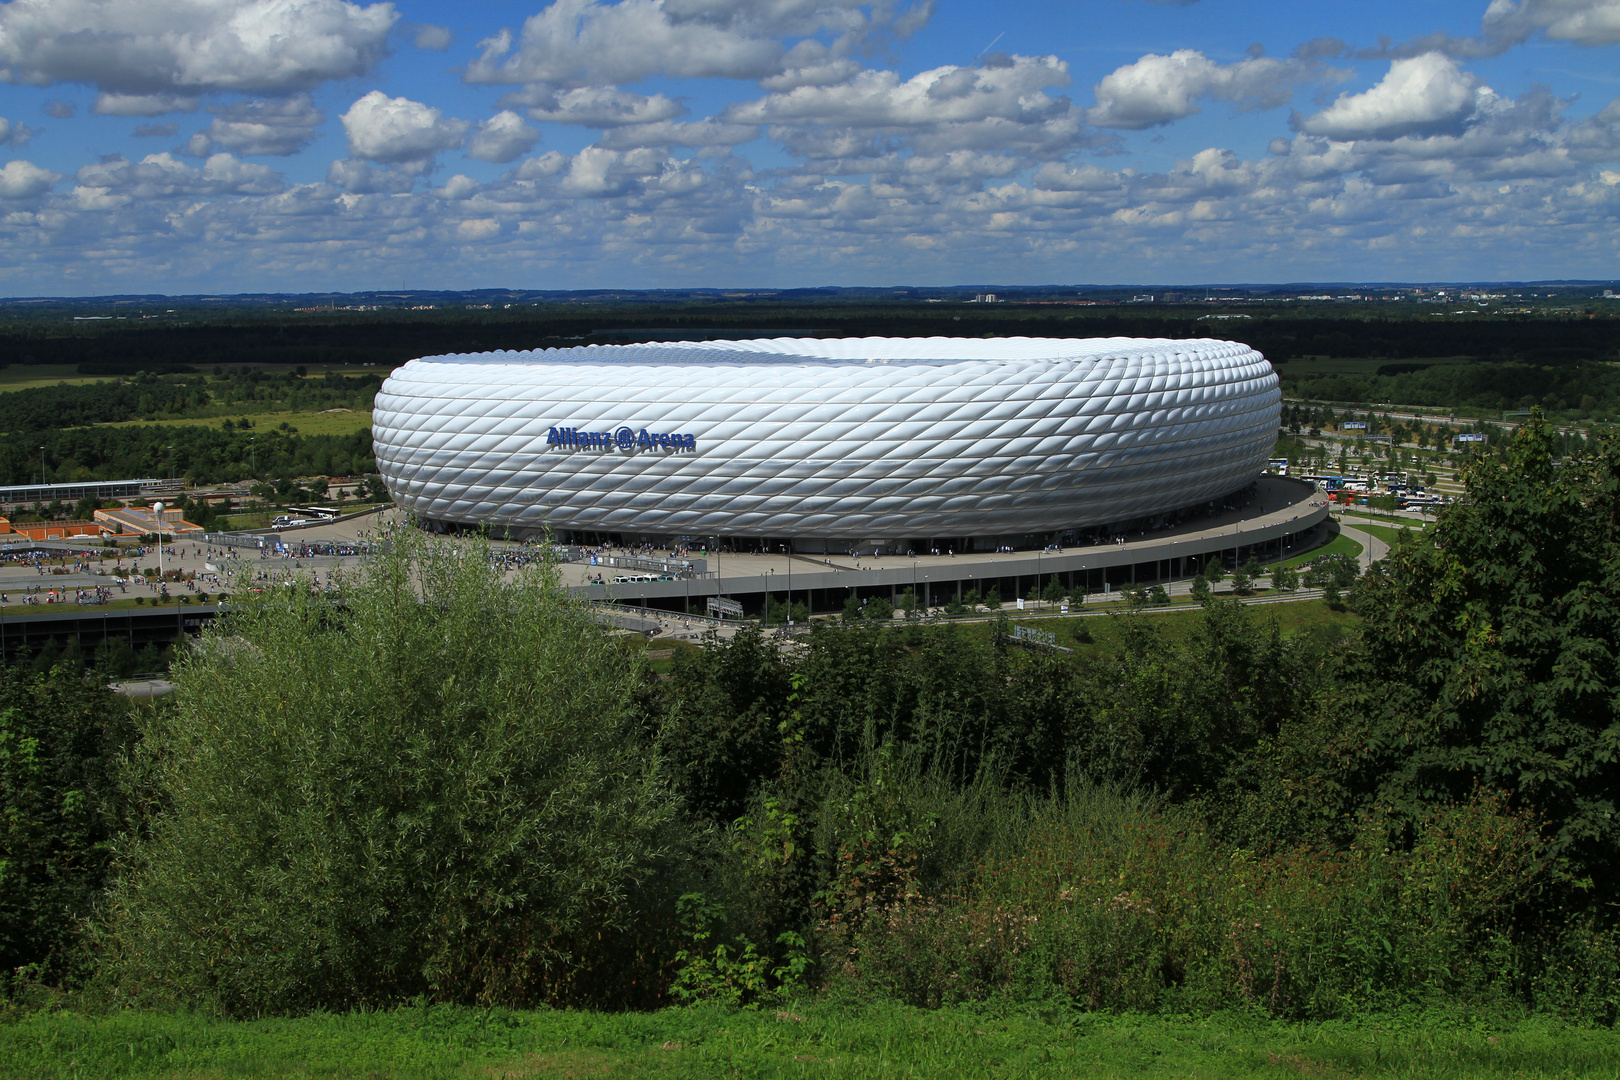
371 336 1285 552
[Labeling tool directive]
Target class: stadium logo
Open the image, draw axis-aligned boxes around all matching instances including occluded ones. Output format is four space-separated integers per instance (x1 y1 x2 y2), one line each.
548 426 696 451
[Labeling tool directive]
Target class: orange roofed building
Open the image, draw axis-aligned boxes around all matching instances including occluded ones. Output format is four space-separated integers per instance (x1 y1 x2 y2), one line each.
93 506 203 537
0 506 202 543
0 518 104 541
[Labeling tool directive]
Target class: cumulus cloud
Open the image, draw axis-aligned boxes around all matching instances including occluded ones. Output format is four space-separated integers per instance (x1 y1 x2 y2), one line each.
0 0 397 95
0 159 58 198
413 23 452 50
326 157 417 192
0 117 35 146
92 92 200 117
466 110 541 162
1087 50 1333 129
730 56 1071 128
340 90 468 169
72 152 282 208
1297 53 1489 141
1482 0 1620 48
1566 96 1620 162
185 95 324 157
596 118 758 149
727 55 1100 160
501 85 685 127
465 0 930 88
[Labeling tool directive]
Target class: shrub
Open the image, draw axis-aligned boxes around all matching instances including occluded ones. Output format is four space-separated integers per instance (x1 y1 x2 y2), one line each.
96 529 685 1014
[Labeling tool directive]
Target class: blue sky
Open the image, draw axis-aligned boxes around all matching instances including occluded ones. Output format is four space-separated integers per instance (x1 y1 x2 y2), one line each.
0 0 1617 294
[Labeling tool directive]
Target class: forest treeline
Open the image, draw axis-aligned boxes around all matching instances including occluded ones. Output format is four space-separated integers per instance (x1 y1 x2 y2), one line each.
1 302 1615 374
0 368 381 432
3 419 1618 1021
2 424 374 490
0 368 381 487
1282 359 1620 416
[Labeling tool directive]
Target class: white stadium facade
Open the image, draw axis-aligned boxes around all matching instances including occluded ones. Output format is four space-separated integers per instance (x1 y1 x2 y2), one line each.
372 336 1286 552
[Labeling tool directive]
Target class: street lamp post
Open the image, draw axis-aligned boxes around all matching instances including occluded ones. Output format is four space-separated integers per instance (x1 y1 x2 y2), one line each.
153 501 166 584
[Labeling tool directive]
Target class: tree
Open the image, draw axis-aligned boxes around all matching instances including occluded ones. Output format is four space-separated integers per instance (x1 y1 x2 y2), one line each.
1336 417 1620 887
98 529 683 1012
1230 563 1254 595
898 588 919 619
1 659 133 989
1041 575 1065 603
1190 573 1211 604
1272 564 1300 593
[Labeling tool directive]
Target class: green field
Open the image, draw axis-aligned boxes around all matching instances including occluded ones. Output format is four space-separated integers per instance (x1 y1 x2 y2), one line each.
5 1002 1616 1079
1351 522 1429 548
0 363 116 392
1264 530 1363 570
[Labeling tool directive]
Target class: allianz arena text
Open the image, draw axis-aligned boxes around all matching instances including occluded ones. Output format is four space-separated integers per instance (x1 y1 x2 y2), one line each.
371 336 1281 551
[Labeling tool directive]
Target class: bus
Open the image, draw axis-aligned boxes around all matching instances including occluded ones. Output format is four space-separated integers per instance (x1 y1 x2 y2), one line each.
287 506 343 521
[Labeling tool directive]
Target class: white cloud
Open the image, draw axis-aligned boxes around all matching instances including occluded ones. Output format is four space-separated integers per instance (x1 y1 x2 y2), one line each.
1298 53 1489 141
72 152 282 205
437 174 480 199
340 91 468 169
0 0 397 95
1566 96 1620 162
456 217 501 241
729 56 1071 128
1087 50 1332 129
465 0 930 88
468 0 779 86
191 95 325 157
1033 162 1128 192
0 117 36 146
1482 0 1620 48
326 157 416 192
596 118 758 149
414 23 452 50
507 151 569 180
728 55 1099 160
502 85 685 127
92 92 200 116
467 110 541 163
0 159 58 197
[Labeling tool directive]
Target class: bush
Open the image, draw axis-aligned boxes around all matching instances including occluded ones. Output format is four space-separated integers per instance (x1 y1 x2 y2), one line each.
96 529 685 1013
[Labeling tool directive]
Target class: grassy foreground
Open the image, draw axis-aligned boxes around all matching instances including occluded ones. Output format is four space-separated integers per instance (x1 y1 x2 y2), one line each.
6 1002 1620 1079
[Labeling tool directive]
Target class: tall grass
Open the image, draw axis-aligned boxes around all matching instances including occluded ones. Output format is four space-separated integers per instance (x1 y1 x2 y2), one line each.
817 773 1587 1020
